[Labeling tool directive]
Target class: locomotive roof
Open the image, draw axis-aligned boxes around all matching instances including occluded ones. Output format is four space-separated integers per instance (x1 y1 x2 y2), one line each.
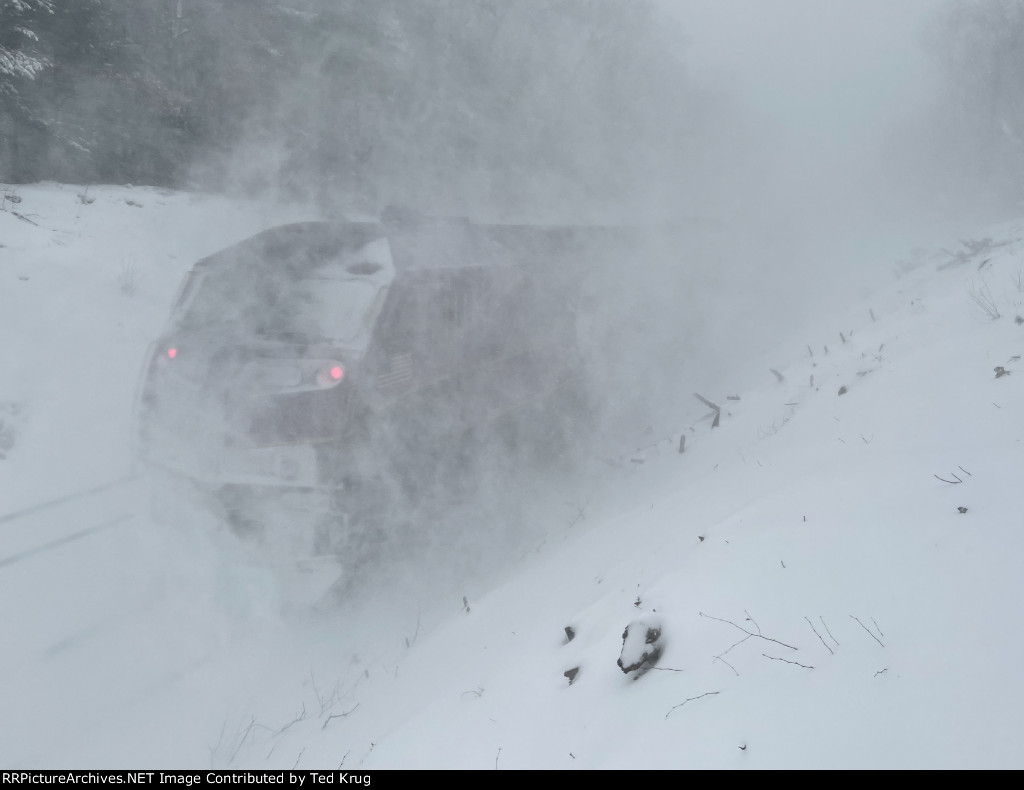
192 218 623 278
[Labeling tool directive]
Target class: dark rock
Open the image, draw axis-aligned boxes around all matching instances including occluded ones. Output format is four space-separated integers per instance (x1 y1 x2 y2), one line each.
617 618 664 675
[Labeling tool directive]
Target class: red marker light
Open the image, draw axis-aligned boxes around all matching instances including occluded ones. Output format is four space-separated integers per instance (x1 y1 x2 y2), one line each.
315 362 346 388
166 347 178 360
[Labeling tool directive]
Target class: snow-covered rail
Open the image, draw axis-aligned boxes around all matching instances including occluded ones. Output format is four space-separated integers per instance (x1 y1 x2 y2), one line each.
0 513 135 570
0 471 229 766
0 474 140 571
0 474 136 526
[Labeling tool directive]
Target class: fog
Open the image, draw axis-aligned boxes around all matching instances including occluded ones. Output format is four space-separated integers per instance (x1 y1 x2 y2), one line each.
5 0 1024 764
660 1 947 308
535 0 964 450
593 0 1015 422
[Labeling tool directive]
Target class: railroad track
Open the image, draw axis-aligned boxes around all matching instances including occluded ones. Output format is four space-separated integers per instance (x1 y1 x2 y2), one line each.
0 474 139 570
0 472 243 767
0 473 151 665
0 474 137 526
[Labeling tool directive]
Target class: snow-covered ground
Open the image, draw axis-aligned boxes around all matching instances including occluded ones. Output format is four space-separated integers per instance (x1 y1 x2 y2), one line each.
1 183 1022 769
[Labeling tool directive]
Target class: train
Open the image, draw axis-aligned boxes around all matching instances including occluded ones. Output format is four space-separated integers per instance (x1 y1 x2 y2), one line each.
134 212 612 559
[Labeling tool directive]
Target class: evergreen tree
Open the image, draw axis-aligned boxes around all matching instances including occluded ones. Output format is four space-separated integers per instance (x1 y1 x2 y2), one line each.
0 0 53 87
0 0 54 181
1 0 706 212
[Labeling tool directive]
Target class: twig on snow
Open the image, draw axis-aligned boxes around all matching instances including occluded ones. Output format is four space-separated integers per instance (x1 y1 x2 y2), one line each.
693 393 720 411
665 691 721 719
850 615 885 647
321 704 360 730
228 717 259 766
762 653 814 669
694 393 721 427
805 616 834 655
11 210 40 226
700 611 798 651
967 280 1001 319
567 501 588 528
715 635 752 664
820 617 839 647
274 704 308 737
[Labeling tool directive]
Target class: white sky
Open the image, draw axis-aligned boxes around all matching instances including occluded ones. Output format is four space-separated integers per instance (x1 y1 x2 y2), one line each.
660 0 947 234
2 183 1023 768
663 0 940 131
652 1 961 353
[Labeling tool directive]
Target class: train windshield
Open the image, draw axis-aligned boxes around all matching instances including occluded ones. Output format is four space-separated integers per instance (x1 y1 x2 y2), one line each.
173 237 394 346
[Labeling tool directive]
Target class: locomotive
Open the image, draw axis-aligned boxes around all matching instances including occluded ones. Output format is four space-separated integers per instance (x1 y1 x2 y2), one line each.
134 213 602 559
